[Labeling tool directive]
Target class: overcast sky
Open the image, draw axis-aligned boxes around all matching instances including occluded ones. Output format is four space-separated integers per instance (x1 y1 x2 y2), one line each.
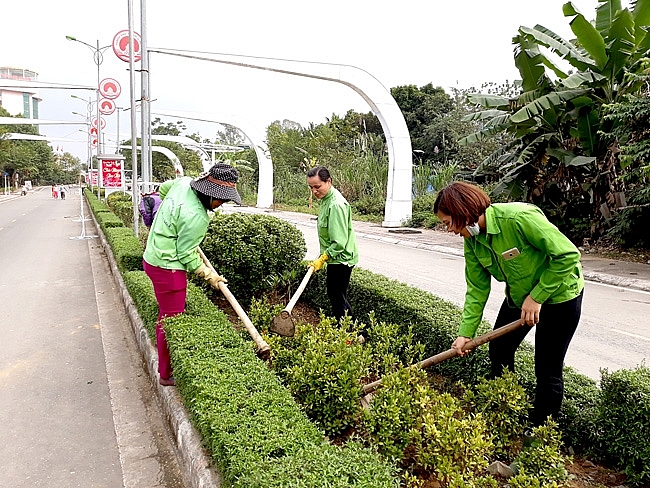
1 0 626 162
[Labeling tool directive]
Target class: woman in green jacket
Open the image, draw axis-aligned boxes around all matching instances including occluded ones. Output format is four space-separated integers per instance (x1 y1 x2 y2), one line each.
306 166 359 322
143 163 241 386
434 182 584 427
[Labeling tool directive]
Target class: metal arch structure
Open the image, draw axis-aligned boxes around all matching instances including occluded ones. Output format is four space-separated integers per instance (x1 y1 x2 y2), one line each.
147 48 412 227
148 134 212 170
149 109 274 208
147 133 245 172
121 145 184 177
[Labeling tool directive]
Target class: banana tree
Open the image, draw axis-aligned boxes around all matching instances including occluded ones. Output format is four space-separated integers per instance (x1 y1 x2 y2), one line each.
461 0 650 235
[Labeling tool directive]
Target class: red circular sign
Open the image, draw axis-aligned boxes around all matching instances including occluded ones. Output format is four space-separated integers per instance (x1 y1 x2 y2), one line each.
99 78 121 99
91 117 106 129
99 98 116 115
112 30 142 63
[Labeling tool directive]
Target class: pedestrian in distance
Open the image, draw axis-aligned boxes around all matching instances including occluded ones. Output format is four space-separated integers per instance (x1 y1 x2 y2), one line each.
306 166 359 323
59 185 66 200
52 185 58 199
142 163 242 386
434 181 584 428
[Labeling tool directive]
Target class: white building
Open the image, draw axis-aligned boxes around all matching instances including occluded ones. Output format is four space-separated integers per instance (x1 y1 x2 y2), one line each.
0 67 40 118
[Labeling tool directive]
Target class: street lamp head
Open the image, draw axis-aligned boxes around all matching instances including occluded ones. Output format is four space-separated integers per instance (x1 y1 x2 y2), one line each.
65 35 77 41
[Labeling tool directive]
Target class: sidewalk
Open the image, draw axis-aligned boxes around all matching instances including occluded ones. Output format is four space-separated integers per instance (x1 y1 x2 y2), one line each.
0 188 185 488
224 206 650 293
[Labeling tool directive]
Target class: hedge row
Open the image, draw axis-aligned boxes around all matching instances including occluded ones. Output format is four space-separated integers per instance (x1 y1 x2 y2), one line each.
90 193 398 487
91 192 649 486
303 266 650 486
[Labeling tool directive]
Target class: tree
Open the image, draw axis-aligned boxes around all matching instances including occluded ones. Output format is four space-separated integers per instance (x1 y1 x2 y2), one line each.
0 107 57 186
460 0 650 239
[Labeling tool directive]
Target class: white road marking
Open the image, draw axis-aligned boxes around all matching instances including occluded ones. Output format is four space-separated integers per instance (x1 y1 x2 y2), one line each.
611 328 650 341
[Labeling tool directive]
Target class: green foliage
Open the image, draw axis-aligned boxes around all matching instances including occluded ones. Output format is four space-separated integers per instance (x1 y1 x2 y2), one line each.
366 315 425 377
361 367 428 462
511 421 571 485
105 191 135 226
103 227 144 272
463 371 531 458
281 317 371 436
597 366 650 486
555 367 599 453
236 441 399 488
409 388 493 485
200 212 307 303
462 1 650 240
96 211 126 231
248 296 284 334
122 271 158 339
408 193 440 229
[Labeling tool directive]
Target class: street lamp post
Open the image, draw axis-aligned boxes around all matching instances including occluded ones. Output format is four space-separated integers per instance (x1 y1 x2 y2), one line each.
71 95 95 188
66 36 111 198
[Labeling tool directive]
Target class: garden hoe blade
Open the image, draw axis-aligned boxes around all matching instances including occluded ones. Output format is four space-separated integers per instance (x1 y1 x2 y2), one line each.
270 266 315 337
360 318 526 409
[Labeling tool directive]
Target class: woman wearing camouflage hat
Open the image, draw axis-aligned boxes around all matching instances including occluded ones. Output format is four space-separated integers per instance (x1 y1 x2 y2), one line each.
143 163 242 386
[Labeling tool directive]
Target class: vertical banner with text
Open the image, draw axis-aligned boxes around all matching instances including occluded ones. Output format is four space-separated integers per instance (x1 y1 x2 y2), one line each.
99 155 125 190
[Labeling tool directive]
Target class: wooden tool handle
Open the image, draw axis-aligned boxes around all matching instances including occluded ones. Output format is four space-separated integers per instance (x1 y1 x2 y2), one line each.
283 266 314 315
362 318 525 395
198 248 270 360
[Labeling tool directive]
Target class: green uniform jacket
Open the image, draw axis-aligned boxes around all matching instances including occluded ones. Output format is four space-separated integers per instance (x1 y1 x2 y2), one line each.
459 202 584 338
143 177 209 272
317 187 359 266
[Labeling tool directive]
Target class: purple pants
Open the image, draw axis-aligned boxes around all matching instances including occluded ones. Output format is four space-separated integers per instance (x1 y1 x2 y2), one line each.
143 260 187 380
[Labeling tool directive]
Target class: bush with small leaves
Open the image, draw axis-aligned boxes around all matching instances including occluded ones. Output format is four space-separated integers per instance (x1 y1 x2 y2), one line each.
410 388 494 485
283 317 372 437
366 313 425 378
361 367 428 463
463 370 531 459
200 212 307 303
248 296 284 334
511 420 570 485
597 366 650 486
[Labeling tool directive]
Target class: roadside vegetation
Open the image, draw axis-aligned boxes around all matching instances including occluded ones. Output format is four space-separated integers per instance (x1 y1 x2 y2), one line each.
92 189 650 487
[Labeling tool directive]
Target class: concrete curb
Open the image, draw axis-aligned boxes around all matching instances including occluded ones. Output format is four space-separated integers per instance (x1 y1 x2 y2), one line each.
90 209 221 488
582 270 650 292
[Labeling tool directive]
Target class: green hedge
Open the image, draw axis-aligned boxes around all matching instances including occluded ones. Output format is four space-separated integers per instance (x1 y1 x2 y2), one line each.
123 270 397 487
103 227 143 272
87 193 649 485
302 264 649 485
87 196 397 486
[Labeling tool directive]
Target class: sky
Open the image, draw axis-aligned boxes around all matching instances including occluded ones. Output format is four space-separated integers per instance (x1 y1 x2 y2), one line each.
1 0 628 162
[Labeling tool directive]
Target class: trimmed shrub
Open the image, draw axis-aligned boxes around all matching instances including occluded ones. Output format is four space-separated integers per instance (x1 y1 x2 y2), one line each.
236 441 398 488
106 191 134 226
103 227 143 272
597 366 650 486
200 212 307 303
463 371 531 459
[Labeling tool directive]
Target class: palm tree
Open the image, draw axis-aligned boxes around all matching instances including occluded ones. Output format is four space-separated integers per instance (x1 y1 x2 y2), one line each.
461 0 650 236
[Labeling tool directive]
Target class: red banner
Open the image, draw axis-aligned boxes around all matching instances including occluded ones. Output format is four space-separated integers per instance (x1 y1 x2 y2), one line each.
100 159 123 188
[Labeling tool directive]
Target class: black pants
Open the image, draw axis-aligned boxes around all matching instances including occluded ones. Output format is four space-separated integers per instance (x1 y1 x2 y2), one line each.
326 263 354 322
489 290 583 426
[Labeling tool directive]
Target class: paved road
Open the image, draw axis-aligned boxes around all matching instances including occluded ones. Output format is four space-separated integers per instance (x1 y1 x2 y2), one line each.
225 206 650 381
0 188 184 488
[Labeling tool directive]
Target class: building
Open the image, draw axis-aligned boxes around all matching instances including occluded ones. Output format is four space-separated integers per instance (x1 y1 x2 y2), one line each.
0 67 40 118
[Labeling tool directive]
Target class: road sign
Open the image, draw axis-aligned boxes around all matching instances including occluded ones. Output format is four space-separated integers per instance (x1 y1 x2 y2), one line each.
91 117 106 129
99 78 121 99
99 98 116 115
90 127 98 136
112 30 142 63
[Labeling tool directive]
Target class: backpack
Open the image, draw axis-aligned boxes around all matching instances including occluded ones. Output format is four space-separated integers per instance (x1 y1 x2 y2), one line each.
139 193 162 227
